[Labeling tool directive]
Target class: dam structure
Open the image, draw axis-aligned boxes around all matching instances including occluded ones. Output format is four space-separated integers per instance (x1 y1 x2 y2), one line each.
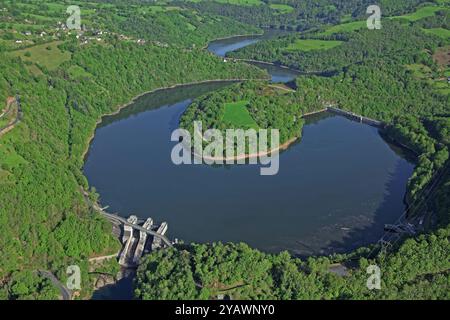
96 207 172 268
133 218 153 264
326 106 384 127
151 222 169 251
118 215 138 266
115 215 171 267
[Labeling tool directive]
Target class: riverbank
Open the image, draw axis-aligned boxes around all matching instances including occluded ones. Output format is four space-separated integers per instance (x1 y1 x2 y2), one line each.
81 78 269 161
193 109 333 162
234 58 303 73
195 136 299 162
202 32 264 50
84 31 422 264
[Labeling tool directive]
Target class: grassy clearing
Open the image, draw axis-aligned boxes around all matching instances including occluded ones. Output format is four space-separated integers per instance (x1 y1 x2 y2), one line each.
433 46 450 68
68 65 93 80
422 28 450 39
222 101 258 128
286 39 343 52
139 5 182 14
318 20 366 36
319 4 448 36
215 0 263 6
9 41 71 71
266 84 295 94
406 63 433 76
392 5 447 22
0 144 27 171
406 63 450 95
269 4 294 14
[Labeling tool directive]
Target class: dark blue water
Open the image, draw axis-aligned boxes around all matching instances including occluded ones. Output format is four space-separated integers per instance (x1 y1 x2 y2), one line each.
207 31 300 83
84 82 415 256
207 36 261 57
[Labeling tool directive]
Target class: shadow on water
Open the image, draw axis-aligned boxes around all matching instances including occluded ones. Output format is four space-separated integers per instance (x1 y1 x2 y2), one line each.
99 82 236 128
291 124 416 259
91 272 135 300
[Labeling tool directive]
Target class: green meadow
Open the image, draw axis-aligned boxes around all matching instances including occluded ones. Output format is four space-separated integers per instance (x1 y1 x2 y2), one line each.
319 4 449 36
422 28 450 39
222 101 258 129
286 39 343 52
9 41 71 71
318 20 367 36
215 0 263 6
392 5 447 22
269 4 295 14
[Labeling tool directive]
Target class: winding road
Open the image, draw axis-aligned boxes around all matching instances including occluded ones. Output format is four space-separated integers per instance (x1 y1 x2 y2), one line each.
37 270 72 300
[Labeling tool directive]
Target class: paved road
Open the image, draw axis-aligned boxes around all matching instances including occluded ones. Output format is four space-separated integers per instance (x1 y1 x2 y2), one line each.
101 211 173 248
82 189 173 248
37 270 72 300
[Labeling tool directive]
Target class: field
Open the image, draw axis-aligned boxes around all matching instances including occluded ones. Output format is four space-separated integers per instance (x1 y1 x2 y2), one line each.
269 4 295 14
215 0 263 6
422 28 450 39
319 4 449 36
433 46 450 68
139 5 183 14
9 41 71 71
392 5 447 22
222 101 258 128
286 39 343 52
318 21 367 36
406 63 450 95
68 65 94 80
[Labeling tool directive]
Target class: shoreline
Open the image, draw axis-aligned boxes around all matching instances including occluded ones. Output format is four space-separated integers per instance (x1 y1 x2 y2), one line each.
233 58 337 76
194 136 299 162
234 58 303 73
81 77 269 161
191 109 330 162
202 32 264 50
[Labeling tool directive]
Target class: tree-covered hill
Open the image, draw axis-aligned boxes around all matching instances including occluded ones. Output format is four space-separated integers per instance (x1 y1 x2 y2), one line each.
0 0 261 49
175 0 432 31
179 81 306 153
228 21 448 72
135 3 450 301
0 0 449 300
135 225 450 300
229 19 450 203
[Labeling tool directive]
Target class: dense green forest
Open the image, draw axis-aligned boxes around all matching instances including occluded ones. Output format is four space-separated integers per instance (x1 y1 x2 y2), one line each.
0 0 449 300
0 0 261 49
0 0 266 299
136 2 450 300
228 18 450 203
135 225 450 300
176 0 431 31
228 21 448 72
179 81 306 154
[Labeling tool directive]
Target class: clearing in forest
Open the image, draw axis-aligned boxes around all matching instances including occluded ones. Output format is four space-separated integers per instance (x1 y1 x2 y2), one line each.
222 101 258 129
9 41 71 71
286 39 343 52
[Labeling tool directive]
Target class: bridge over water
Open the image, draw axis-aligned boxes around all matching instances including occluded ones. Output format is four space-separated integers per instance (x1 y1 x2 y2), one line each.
96 207 172 267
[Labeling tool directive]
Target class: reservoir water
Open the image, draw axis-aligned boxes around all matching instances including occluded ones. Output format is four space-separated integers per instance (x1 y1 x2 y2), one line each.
207 31 301 83
84 81 415 256
87 28 416 301
85 31 414 262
